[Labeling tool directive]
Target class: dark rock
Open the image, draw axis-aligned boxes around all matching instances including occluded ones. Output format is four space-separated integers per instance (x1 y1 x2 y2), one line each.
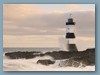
58 59 72 67
44 48 95 66
5 48 95 66
44 48 95 60
5 51 41 59
71 48 95 66
37 59 55 65
72 61 80 67
58 59 80 67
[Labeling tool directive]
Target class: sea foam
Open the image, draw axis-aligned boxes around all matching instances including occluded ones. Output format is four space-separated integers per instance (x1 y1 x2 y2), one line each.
3 55 95 71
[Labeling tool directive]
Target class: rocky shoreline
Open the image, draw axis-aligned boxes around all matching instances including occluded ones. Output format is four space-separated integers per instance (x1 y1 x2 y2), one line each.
5 48 95 67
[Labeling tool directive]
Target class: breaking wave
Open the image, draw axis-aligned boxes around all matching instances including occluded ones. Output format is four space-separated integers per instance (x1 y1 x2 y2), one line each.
3 54 95 71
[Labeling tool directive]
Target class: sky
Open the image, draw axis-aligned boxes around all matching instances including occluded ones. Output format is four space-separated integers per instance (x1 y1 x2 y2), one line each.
3 4 95 50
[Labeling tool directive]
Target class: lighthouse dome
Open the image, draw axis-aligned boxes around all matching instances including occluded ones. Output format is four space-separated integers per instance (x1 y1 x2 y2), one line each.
68 18 73 23
66 18 75 25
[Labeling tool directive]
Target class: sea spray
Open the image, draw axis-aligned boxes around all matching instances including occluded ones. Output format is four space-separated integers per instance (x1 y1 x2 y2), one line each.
3 48 95 71
3 54 95 71
58 37 68 51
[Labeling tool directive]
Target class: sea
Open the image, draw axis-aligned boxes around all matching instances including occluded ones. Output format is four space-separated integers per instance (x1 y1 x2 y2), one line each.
3 48 95 71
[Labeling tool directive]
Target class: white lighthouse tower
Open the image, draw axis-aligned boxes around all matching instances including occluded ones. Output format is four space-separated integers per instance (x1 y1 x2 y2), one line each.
66 14 78 51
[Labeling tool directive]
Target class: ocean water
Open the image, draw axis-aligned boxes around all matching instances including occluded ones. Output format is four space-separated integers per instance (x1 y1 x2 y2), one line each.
3 47 61 53
3 48 95 71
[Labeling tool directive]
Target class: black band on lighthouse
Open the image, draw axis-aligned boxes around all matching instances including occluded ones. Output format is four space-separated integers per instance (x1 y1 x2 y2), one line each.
66 33 75 38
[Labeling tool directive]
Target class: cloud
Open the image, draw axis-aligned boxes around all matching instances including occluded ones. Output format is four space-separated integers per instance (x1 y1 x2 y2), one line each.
3 4 95 48
3 4 95 38
65 4 95 12
65 4 81 9
3 11 95 38
51 10 64 14
3 35 60 47
3 4 46 20
3 35 95 49
65 4 84 12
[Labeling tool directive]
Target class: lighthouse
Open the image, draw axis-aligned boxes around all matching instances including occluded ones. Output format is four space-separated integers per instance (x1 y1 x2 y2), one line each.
66 14 78 51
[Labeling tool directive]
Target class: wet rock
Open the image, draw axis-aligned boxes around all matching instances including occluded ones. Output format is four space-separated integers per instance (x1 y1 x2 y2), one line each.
58 60 72 67
72 61 80 67
45 48 95 66
37 59 55 65
5 48 95 66
58 59 80 67
5 51 41 59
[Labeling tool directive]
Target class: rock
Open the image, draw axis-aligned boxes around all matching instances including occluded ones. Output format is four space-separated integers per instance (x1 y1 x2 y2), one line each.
45 48 95 66
5 48 95 66
5 51 41 59
72 61 80 67
58 59 80 67
66 59 73 66
37 59 55 65
44 48 95 60
58 59 73 67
